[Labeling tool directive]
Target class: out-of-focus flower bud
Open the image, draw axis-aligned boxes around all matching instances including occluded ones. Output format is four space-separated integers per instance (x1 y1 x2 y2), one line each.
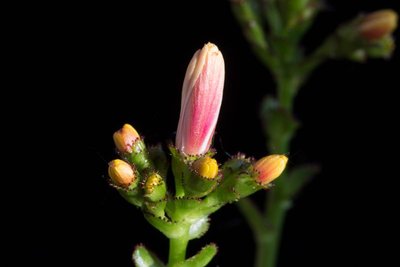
358 9 398 41
108 159 136 188
113 124 140 154
254 155 288 185
176 42 225 155
192 156 219 179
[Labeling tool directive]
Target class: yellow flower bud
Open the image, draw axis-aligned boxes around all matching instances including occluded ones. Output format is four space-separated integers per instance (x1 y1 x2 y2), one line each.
358 9 398 41
144 173 163 194
108 159 136 187
253 155 288 185
113 124 140 154
192 156 219 179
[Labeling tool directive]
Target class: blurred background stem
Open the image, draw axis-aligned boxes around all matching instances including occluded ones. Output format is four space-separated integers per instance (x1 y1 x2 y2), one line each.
237 69 302 267
232 1 397 266
232 1 320 266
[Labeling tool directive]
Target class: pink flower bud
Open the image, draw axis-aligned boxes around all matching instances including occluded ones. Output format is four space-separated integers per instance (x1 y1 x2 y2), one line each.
176 43 225 155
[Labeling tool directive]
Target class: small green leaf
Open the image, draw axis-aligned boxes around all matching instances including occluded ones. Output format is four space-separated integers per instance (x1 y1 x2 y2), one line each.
188 217 210 240
284 163 320 197
174 243 218 267
132 244 165 267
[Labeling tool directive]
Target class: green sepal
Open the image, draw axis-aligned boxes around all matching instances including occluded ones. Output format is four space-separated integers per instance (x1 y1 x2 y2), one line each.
206 156 263 205
183 171 221 198
347 36 395 62
142 173 167 217
144 200 167 218
170 146 218 198
173 243 217 267
319 16 397 62
148 144 169 178
144 178 167 202
170 146 191 197
117 186 144 208
363 36 395 59
127 139 153 172
132 244 165 267
215 172 262 203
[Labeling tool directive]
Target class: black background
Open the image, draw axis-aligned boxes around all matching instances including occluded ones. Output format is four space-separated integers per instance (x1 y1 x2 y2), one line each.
20 1 399 266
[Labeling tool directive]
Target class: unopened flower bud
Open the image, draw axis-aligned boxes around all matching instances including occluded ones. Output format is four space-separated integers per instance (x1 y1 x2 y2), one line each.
144 173 166 202
145 173 162 193
358 9 398 41
192 156 219 179
176 42 225 155
113 124 140 154
254 155 288 185
108 159 136 187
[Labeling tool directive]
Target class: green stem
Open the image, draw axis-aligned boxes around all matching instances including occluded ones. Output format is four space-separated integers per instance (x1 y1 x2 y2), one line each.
260 0 283 35
237 198 265 235
230 2 325 267
256 73 299 267
256 66 300 267
258 187 290 267
276 71 302 112
301 34 337 77
237 197 284 267
168 236 189 267
230 0 274 69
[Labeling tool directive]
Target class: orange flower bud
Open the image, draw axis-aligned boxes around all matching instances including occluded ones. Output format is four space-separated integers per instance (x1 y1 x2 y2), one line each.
192 156 219 179
254 155 288 185
358 9 398 41
113 124 140 154
108 159 136 187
